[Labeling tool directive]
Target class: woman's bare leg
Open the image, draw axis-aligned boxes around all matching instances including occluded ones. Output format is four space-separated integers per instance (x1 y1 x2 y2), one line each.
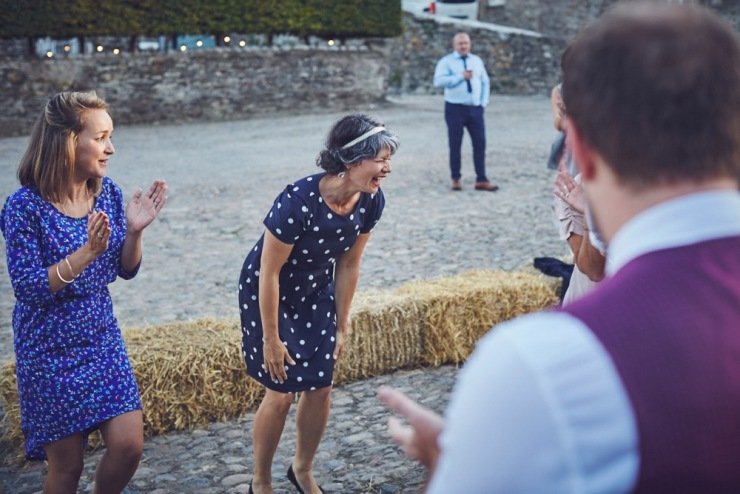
43 434 85 494
292 386 332 494
92 410 144 494
252 389 294 494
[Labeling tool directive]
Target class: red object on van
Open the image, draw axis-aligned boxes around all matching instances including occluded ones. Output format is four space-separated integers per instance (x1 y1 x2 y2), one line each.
428 2 436 14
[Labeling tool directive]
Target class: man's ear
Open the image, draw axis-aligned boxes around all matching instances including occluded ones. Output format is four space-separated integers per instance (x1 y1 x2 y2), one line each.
565 118 597 181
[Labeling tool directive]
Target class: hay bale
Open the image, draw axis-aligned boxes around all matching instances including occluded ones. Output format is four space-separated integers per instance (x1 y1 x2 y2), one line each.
0 269 558 458
0 360 21 458
122 318 264 436
0 318 260 460
396 270 559 365
335 290 426 384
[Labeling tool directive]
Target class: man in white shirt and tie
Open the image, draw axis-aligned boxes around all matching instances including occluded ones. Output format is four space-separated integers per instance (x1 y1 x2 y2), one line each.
434 32 498 192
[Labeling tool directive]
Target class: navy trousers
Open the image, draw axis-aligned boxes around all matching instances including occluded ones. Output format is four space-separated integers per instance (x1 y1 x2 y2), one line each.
445 102 488 182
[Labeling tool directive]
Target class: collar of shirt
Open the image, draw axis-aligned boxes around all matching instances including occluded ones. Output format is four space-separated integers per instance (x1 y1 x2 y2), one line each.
606 190 740 275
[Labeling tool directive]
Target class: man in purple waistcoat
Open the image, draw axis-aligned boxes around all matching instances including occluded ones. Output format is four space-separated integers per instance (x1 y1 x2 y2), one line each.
379 4 740 493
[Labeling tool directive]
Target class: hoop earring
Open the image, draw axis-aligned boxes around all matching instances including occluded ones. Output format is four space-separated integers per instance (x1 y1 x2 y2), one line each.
338 171 346 179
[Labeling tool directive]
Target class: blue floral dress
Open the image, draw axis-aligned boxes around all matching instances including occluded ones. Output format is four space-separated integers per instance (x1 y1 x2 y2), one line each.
238 173 385 393
0 177 142 460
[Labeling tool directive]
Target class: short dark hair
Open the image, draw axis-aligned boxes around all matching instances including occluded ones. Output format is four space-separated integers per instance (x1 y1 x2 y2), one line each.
316 114 399 175
562 4 740 187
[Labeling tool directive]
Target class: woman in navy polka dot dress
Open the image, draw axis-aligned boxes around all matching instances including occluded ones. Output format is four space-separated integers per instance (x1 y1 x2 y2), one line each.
0 92 167 492
238 114 398 494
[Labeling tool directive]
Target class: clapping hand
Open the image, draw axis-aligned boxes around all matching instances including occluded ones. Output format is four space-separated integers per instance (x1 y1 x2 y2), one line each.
126 180 167 233
87 211 111 255
553 171 585 214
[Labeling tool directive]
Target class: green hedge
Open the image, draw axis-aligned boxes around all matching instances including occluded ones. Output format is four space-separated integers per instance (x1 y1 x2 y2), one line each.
0 0 402 39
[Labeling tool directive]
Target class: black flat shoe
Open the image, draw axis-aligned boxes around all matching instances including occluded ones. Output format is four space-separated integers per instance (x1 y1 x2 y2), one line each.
287 464 326 493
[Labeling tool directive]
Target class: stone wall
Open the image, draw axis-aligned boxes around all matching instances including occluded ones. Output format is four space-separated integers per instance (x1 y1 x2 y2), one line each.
481 0 739 46
383 13 558 96
481 0 613 46
0 46 388 137
0 12 560 136
2 3 737 136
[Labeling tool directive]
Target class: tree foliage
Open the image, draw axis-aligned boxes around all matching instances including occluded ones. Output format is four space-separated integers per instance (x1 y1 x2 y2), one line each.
0 0 402 39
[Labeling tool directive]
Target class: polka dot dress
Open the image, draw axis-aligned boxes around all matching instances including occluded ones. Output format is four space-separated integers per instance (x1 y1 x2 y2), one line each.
0 177 142 460
238 173 385 393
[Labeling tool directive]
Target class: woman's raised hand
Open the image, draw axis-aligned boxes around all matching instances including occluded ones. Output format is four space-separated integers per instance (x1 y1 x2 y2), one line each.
87 211 111 255
554 171 586 214
126 180 167 233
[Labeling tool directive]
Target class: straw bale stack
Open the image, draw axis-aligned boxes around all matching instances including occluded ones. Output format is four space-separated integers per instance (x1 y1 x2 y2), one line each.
123 318 263 436
334 290 426 384
396 270 559 365
0 360 21 456
0 269 558 458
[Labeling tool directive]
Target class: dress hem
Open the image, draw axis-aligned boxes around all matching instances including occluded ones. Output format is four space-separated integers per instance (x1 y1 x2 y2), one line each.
24 404 142 461
247 372 333 394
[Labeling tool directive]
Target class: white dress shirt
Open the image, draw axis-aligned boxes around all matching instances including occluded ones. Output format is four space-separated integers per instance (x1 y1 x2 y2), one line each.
433 51 490 107
428 190 740 494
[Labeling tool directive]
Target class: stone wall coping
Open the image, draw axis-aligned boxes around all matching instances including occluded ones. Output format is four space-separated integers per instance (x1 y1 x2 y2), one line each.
0 42 371 60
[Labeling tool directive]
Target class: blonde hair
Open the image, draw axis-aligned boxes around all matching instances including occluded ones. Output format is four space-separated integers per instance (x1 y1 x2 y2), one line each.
17 91 110 202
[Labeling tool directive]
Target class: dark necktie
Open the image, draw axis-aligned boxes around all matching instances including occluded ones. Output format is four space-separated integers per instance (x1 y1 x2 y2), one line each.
461 55 472 93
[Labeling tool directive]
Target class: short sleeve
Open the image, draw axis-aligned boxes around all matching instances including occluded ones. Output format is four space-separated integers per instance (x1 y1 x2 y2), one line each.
554 195 586 241
0 191 55 306
263 185 311 244
360 189 385 234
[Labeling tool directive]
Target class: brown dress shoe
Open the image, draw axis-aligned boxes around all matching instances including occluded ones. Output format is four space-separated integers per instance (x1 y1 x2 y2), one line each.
451 179 462 191
474 181 499 191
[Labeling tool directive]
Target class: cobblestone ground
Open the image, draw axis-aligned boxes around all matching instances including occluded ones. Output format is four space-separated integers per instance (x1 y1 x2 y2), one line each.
0 95 565 492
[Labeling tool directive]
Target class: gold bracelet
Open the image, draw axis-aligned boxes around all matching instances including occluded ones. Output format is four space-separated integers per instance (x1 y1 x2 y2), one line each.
63 255 77 279
56 262 74 284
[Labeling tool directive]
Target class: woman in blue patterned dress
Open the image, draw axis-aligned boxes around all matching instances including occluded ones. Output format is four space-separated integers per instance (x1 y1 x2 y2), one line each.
0 91 167 493
238 115 398 494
